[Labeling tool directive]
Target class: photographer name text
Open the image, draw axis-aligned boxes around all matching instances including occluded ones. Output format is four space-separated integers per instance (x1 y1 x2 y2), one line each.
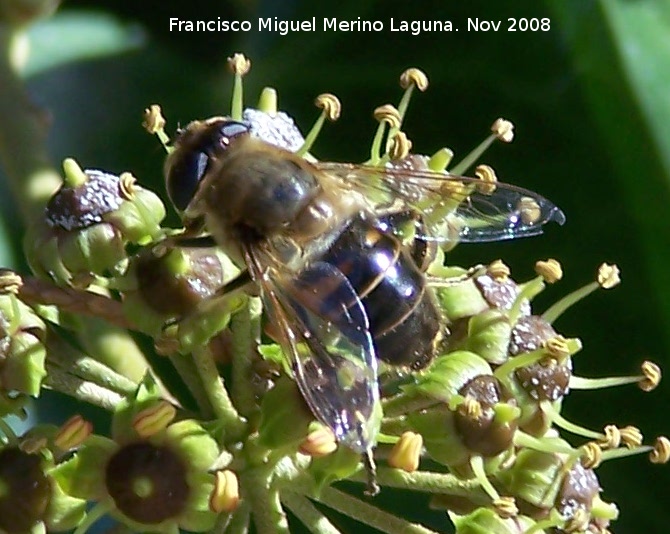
169 17 551 35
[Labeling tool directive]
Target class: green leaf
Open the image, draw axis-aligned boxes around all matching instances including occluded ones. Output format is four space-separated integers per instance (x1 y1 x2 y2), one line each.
547 0 670 348
24 10 144 77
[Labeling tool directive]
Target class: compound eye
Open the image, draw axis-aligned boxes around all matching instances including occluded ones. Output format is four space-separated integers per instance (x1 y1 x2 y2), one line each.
219 121 250 146
165 120 251 212
165 149 209 212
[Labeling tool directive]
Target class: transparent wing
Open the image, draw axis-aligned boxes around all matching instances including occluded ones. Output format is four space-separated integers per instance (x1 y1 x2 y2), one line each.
244 244 379 453
318 162 566 243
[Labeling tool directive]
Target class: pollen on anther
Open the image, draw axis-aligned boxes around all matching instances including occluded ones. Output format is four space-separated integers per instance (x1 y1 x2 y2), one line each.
535 259 563 284
373 104 401 129
227 53 251 76
315 93 341 121
399 68 429 91
491 118 514 142
597 263 621 289
474 164 497 195
639 361 661 391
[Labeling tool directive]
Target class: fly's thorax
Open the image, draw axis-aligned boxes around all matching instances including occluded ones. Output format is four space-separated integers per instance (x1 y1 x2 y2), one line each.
192 139 323 241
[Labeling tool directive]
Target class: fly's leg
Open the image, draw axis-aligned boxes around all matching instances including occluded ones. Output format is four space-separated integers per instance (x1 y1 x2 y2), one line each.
156 269 254 354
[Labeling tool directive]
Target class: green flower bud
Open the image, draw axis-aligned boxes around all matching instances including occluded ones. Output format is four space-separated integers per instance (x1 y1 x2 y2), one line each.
437 276 489 321
120 244 238 335
497 446 565 511
258 375 313 450
463 309 512 365
25 162 165 286
408 351 492 402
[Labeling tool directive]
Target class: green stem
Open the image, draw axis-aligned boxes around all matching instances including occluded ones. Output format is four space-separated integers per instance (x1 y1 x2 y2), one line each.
349 467 481 496
72 499 114 534
244 469 289 534
167 353 213 418
193 345 246 438
281 492 342 534
225 501 251 534
46 334 137 396
231 297 261 418
44 363 123 411
317 486 439 534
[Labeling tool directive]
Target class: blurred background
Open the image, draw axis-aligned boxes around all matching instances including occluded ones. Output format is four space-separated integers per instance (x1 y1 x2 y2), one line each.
2 0 669 531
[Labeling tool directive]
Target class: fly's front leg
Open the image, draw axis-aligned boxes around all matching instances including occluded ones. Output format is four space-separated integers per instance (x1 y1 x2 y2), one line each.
425 264 486 287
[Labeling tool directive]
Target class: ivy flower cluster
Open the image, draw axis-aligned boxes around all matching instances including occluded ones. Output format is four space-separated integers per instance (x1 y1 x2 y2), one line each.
0 53 666 534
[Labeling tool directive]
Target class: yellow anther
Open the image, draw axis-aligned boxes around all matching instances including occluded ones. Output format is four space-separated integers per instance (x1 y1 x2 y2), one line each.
543 336 570 359
388 431 423 473
299 426 337 458
54 415 93 450
0 270 22 294
227 53 251 76
373 104 401 129
118 172 137 200
474 164 497 195
487 259 510 280
535 259 563 284
491 118 514 143
492 496 518 519
210 469 241 513
639 360 661 392
399 68 429 91
564 508 589 533
132 400 177 438
389 131 412 161
517 197 542 225
597 263 621 289
650 436 670 464
315 93 341 121
598 425 621 449
142 105 166 135
460 396 483 419
580 442 602 469
619 425 643 448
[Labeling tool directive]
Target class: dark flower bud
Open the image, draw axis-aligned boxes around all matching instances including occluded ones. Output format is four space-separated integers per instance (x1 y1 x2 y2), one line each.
26 160 165 286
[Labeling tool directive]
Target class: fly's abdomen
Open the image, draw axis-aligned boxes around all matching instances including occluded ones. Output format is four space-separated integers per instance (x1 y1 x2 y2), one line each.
319 215 442 369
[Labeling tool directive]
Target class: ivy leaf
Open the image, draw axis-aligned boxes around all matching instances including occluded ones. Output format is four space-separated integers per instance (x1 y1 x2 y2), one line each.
24 10 144 77
548 0 670 346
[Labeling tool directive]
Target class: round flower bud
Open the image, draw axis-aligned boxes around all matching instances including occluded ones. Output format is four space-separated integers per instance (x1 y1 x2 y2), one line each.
0 447 51 533
243 107 305 152
454 375 519 458
258 375 314 450
105 441 190 524
121 244 237 334
26 162 165 286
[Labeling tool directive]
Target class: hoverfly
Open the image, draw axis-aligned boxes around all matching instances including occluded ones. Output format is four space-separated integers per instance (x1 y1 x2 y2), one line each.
164 116 564 490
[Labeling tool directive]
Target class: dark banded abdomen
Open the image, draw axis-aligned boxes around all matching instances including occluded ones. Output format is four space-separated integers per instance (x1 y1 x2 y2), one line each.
318 214 441 369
